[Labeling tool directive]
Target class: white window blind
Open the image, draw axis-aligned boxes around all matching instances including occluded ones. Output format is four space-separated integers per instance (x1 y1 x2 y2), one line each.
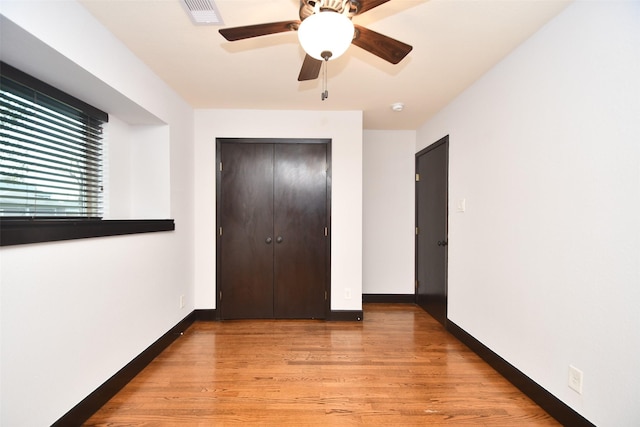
0 63 108 218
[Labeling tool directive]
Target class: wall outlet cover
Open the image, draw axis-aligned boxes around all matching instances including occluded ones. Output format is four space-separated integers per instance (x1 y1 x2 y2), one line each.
568 365 583 394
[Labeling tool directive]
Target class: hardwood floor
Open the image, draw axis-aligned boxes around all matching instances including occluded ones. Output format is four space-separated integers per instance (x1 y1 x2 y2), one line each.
84 304 559 426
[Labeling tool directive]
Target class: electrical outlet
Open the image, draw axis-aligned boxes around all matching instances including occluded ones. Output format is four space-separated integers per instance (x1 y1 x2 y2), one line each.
345 288 352 299
180 295 185 309
568 365 583 394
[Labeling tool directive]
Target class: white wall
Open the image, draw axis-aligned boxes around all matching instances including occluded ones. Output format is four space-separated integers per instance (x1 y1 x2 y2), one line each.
363 130 416 294
417 2 640 426
193 110 363 311
104 119 171 219
0 1 194 425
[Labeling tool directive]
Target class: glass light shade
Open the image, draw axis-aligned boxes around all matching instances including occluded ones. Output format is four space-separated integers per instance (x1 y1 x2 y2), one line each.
297 11 355 61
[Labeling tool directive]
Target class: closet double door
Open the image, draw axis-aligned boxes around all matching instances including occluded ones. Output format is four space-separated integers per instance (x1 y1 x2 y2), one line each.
217 139 330 320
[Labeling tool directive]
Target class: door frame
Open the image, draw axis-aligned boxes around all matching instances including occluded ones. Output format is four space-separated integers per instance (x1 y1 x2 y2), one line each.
415 135 449 326
215 137 332 320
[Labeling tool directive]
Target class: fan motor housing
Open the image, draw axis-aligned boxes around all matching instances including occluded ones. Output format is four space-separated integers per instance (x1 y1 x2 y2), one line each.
299 0 359 20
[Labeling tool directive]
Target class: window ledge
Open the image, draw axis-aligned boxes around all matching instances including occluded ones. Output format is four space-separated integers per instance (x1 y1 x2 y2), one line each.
0 219 175 247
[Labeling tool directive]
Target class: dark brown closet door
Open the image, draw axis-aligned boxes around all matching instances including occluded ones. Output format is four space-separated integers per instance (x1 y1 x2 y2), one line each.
218 140 329 320
273 143 327 319
219 143 275 319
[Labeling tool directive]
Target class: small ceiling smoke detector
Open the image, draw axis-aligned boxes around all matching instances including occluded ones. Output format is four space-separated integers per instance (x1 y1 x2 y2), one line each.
181 0 224 25
391 102 404 112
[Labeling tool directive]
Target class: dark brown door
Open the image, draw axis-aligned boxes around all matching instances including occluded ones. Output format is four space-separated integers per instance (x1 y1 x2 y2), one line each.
219 143 275 319
273 143 327 318
416 136 448 326
218 140 329 320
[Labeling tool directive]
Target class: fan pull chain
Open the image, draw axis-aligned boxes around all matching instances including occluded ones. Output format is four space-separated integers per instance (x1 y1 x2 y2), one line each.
320 50 332 101
321 59 329 101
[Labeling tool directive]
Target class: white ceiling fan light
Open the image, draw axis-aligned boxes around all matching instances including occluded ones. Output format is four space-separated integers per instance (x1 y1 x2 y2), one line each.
297 10 355 61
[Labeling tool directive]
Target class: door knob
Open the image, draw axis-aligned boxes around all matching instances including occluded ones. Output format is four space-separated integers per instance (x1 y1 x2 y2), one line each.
265 237 272 244
437 240 448 246
276 236 283 243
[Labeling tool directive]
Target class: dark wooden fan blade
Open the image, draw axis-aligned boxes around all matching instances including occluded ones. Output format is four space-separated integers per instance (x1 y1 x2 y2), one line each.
219 20 300 41
352 24 413 64
298 55 323 81
357 0 391 15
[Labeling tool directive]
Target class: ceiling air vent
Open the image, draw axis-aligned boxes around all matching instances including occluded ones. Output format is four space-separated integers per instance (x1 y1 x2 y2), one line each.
181 0 224 25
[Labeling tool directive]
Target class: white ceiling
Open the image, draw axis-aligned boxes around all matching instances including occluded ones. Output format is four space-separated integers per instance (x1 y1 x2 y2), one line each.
79 0 572 130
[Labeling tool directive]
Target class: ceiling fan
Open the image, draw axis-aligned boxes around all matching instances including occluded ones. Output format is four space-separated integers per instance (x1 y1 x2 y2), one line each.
219 0 413 82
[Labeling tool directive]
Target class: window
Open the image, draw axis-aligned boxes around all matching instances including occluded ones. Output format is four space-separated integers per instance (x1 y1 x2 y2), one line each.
0 62 107 218
0 62 174 246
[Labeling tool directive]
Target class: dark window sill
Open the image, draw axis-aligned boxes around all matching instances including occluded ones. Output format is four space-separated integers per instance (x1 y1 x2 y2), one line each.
0 219 175 247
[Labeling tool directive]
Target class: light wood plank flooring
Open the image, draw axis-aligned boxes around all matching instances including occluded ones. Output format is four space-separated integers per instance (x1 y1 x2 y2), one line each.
84 304 559 426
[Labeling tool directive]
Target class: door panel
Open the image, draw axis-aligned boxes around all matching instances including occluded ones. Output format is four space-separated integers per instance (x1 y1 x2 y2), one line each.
220 143 275 319
416 137 448 326
273 144 327 318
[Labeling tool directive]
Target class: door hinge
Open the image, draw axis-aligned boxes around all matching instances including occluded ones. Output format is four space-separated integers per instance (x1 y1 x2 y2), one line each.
324 226 328 236
325 291 328 301
415 227 419 235
415 173 420 182
219 291 222 301
219 227 223 236
415 280 418 291
219 162 223 172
